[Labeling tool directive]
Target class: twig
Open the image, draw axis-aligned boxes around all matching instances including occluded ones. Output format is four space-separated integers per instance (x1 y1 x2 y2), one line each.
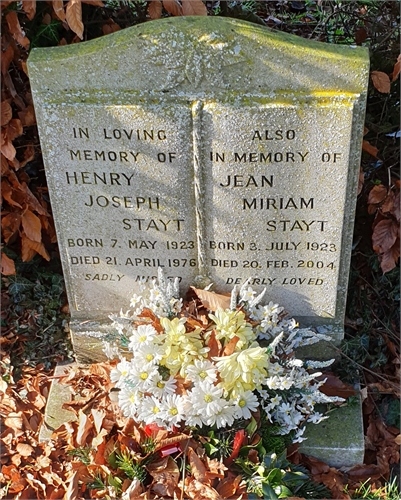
333 344 399 390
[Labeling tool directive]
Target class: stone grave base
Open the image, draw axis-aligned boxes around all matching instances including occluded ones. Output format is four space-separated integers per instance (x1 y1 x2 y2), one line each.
40 361 365 468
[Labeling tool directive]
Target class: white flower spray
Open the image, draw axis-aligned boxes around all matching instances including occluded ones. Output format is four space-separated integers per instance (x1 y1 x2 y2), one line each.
106 269 344 439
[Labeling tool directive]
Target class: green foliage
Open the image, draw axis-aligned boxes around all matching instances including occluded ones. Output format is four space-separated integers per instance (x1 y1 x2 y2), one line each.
346 476 400 499
28 19 62 50
115 451 147 483
238 450 331 499
3 257 71 373
259 422 294 456
86 474 106 491
203 431 232 459
67 446 93 466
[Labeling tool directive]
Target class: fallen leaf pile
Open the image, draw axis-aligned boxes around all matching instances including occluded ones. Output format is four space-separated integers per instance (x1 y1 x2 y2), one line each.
1 328 399 499
367 180 400 273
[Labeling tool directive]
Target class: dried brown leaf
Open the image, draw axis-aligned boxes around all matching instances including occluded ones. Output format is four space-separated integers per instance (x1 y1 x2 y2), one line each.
1 465 26 493
188 447 208 483
182 0 207 16
368 184 387 205
76 409 92 446
6 11 30 49
222 335 239 356
207 330 222 359
102 20 121 35
1 43 14 75
1 129 16 161
21 234 50 262
123 478 143 498
391 54 401 82
191 287 230 311
2 212 22 242
52 0 66 21
7 118 23 141
392 191 400 221
21 209 42 242
18 104 36 127
362 140 379 158
66 0 84 40
186 477 221 500
318 373 357 398
91 408 106 434
1 251 16 275
149 457 180 497
18 182 49 215
372 219 398 254
4 411 24 431
1 101 12 127
216 475 241 498
371 70 391 93
379 238 400 273
22 0 36 20
64 470 80 500
16 442 34 457
20 144 35 169
1 181 21 209
148 0 162 19
381 189 395 213
162 0 183 16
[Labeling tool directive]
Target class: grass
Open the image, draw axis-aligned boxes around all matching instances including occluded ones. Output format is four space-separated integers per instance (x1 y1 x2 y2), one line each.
347 476 400 499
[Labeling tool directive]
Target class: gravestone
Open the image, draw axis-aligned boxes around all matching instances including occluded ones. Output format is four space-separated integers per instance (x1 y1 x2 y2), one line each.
30 16 369 467
28 17 369 364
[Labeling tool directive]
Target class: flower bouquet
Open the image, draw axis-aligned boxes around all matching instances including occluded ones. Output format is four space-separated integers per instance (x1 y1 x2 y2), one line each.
101 269 344 498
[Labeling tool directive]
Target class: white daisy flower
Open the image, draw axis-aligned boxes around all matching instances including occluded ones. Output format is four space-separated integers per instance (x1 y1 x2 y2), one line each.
129 364 158 391
128 324 159 351
147 372 177 398
234 391 259 420
185 359 217 384
137 396 165 426
189 381 224 417
110 358 131 388
135 342 164 368
160 394 186 427
118 386 141 418
207 400 237 428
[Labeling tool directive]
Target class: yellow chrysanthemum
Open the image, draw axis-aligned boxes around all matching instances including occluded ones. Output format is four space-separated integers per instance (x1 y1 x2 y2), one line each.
208 308 256 349
160 317 207 376
213 342 269 397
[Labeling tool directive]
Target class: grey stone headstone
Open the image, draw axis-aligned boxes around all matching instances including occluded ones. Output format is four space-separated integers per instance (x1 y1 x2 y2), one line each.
28 17 369 362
